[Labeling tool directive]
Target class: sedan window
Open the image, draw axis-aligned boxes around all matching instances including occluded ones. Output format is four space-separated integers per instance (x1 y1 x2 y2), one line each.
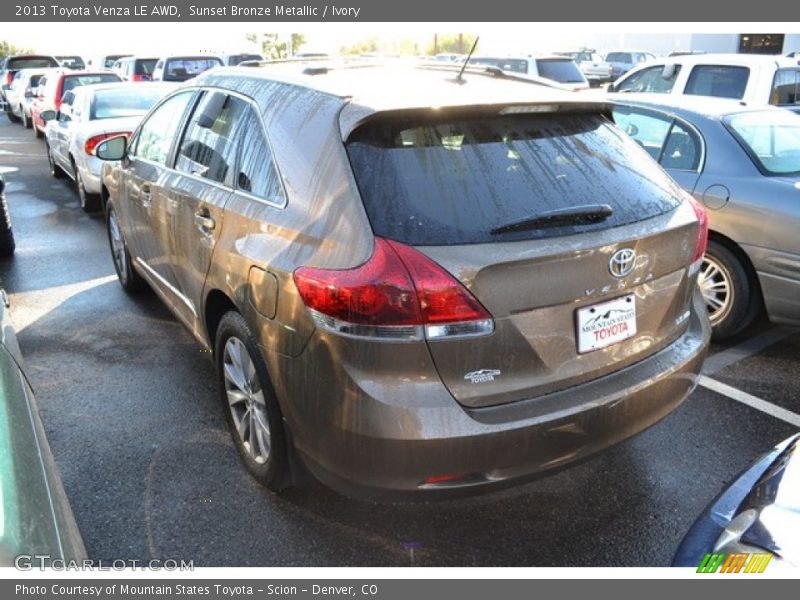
612 108 672 160
616 65 681 93
726 110 800 175
131 91 195 164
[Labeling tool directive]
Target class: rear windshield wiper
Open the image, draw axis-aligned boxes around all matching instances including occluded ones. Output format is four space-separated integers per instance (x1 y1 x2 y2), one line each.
490 204 613 235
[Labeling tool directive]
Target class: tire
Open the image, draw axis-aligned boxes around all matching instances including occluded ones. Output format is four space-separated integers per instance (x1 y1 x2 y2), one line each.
21 109 31 129
0 192 15 258
75 165 102 213
106 200 145 293
215 311 289 491
46 143 64 179
33 121 43 139
6 111 20 124
698 240 758 339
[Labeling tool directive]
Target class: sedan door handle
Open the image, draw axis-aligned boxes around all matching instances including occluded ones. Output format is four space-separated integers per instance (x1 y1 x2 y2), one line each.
140 184 152 205
194 211 216 231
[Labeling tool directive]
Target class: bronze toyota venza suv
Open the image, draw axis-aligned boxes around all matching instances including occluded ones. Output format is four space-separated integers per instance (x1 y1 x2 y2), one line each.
96 61 711 497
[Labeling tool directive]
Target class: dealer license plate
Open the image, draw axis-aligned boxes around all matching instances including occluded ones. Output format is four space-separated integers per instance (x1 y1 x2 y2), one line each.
576 294 637 354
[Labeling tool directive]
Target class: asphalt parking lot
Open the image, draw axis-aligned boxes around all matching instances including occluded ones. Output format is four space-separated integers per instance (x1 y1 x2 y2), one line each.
1 115 799 567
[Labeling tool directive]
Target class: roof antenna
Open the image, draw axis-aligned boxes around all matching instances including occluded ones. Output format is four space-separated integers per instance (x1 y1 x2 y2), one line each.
454 36 480 84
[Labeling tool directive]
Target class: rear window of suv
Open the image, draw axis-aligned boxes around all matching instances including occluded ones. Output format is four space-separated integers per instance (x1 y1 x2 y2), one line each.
685 65 750 99
535 59 585 83
346 111 683 245
62 74 120 95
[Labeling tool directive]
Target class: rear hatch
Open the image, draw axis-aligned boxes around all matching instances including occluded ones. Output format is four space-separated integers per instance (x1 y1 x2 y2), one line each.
345 107 701 408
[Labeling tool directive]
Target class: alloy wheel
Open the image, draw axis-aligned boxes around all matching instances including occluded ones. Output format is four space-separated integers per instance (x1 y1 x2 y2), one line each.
223 336 271 465
699 255 732 325
107 207 127 281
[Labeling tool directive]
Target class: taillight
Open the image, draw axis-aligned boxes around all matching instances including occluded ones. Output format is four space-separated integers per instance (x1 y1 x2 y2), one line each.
687 195 708 263
131 74 151 82
293 238 494 341
5 72 13 86
85 132 130 155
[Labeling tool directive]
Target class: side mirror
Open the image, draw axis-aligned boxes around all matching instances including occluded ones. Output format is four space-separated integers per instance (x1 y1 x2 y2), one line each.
24 90 33 98
95 135 127 160
196 92 227 129
606 82 616 93
661 64 676 79
40 110 57 121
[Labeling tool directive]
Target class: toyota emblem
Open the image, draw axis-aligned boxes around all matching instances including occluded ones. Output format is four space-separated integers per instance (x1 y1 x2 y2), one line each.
609 248 637 278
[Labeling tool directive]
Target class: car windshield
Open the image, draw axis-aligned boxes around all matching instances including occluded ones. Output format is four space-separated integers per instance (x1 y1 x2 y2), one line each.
726 111 800 175
164 57 222 81
62 74 120 95
606 53 632 63
346 112 682 245
536 59 585 83
90 87 167 120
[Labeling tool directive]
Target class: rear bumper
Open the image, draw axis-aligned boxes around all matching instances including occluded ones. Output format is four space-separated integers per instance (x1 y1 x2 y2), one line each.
285 290 710 499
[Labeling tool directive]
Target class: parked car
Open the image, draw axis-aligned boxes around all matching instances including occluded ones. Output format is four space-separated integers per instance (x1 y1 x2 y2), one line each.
605 50 656 81
42 82 174 212
56 55 85 70
30 70 122 138
468 55 589 90
0 173 14 257
111 56 158 82
608 53 800 114
152 55 223 82
86 54 132 70
673 433 800 570
218 53 266 66
611 95 800 338
5 68 57 128
555 49 614 86
95 64 710 497
0 291 87 565
1 54 60 119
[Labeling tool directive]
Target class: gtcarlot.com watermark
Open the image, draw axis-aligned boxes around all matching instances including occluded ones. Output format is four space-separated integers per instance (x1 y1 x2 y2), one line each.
15 555 194 571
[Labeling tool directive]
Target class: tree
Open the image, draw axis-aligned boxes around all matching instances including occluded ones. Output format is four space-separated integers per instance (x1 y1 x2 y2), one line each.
0 40 34 60
426 34 477 56
245 33 307 59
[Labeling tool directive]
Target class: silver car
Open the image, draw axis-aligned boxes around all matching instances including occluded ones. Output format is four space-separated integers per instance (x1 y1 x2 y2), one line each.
612 95 800 338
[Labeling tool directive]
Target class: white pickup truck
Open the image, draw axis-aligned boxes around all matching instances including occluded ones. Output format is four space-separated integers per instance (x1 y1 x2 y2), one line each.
556 50 613 86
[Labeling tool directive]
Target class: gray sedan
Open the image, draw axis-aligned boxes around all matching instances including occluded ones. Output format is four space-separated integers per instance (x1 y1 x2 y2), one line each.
611 95 800 338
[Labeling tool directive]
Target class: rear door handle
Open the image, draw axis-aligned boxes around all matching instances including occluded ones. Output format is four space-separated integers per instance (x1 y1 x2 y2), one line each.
194 210 215 232
140 184 152 206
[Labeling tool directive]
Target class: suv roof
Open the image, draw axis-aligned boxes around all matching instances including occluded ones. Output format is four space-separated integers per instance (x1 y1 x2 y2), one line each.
610 92 792 118
651 52 797 67
191 61 602 134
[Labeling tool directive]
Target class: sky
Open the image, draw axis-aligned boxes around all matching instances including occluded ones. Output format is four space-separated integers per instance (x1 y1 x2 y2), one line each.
3 22 799 57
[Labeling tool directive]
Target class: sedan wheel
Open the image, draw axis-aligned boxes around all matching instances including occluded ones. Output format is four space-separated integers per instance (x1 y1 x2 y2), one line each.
698 240 759 340
699 255 732 326
76 168 102 213
47 144 64 179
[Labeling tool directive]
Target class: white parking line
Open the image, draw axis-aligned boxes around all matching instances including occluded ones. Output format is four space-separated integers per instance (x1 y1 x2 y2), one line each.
698 375 800 428
703 326 796 376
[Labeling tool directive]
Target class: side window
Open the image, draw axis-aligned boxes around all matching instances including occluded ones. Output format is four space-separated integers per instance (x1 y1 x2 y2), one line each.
612 108 673 161
235 109 284 203
685 65 750 99
131 91 194 164
176 92 248 185
616 65 680 93
771 69 800 107
660 122 701 171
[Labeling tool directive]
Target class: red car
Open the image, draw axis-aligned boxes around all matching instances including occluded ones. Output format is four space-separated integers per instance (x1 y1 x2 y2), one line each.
30 70 121 138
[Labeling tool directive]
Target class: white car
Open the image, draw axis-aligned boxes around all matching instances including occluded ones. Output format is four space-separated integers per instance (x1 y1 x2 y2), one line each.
4 68 55 127
608 53 800 113
42 82 174 212
555 50 614 86
469 55 589 90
